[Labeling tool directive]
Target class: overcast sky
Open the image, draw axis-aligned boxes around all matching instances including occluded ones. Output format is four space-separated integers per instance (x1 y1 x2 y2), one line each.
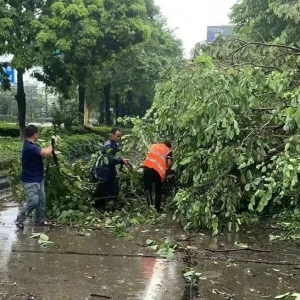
154 0 238 56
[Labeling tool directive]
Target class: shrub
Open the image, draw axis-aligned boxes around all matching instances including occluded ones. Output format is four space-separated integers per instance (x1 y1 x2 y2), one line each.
0 122 20 137
0 134 101 171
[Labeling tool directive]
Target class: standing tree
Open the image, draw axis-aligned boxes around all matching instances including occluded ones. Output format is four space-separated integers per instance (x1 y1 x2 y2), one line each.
36 0 151 125
85 0 183 125
0 0 52 138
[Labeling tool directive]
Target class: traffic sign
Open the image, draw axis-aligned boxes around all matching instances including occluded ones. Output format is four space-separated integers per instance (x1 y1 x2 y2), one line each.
2 66 15 84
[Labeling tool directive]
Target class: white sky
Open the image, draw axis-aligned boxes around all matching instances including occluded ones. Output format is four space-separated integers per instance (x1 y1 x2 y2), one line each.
154 0 238 56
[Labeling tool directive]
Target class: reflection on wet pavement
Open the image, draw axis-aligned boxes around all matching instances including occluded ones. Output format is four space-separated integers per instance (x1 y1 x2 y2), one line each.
0 190 19 275
1 187 300 300
0 190 184 300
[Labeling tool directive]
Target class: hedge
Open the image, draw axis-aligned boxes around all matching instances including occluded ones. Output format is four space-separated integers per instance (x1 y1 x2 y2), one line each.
0 123 131 138
0 123 132 171
63 125 131 137
0 122 20 137
0 134 101 171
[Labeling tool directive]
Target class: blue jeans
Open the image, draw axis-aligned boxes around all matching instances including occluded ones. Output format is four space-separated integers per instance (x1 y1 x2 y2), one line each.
17 180 46 224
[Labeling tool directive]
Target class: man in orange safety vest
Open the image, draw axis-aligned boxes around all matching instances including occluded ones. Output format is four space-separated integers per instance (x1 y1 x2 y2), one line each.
142 141 172 212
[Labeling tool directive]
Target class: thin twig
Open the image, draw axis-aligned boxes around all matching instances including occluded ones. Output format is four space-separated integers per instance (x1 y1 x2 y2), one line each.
90 294 112 299
204 247 271 253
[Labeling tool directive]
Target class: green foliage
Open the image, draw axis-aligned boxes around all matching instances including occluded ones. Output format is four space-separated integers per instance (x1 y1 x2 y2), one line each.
29 233 53 246
6 131 156 234
182 268 203 284
231 0 300 45
123 40 300 233
35 0 152 114
56 134 100 159
50 98 79 131
74 126 131 137
0 122 19 137
44 155 94 221
104 201 160 238
8 135 101 225
271 210 300 241
0 137 22 171
0 133 100 171
146 237 182 259
93 4 183 109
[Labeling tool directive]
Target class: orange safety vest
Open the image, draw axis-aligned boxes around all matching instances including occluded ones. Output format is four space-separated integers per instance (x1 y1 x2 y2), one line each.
143 143 171 181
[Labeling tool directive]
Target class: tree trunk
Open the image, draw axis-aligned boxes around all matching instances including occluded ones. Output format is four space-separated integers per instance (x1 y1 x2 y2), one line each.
98 100 105 124
15 69 26 139
115 94 120 124
120 102 126 117
104 84 111 126
126 90 133 115
78 85 85 125
139 96 148 117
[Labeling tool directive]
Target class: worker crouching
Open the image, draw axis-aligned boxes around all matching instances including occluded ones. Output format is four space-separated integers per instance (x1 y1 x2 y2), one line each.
143 141 172 212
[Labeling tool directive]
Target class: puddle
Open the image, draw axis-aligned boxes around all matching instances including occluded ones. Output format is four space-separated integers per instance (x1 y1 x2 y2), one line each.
0 191 19 274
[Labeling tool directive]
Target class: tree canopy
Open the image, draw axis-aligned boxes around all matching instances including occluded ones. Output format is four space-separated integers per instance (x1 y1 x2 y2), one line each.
0 0 182 134
0 0 52 137
122 0 300 233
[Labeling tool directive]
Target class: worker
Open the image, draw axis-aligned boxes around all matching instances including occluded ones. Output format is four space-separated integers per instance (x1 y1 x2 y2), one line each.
92 127 129 211
16 125 53 229
143 141 172 212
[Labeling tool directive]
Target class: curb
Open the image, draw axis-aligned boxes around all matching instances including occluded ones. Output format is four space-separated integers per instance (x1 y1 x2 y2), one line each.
0 175 10 190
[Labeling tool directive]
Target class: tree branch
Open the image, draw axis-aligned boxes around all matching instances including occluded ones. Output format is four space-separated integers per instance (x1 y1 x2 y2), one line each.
226 62 281 71
225 40 300 60
204 247 271 253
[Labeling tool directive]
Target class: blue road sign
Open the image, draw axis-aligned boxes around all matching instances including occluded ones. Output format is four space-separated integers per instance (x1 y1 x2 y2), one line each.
207 26 234 43
3 66 15 84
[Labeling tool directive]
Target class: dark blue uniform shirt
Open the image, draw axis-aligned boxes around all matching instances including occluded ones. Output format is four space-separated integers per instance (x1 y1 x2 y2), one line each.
20 140 43 183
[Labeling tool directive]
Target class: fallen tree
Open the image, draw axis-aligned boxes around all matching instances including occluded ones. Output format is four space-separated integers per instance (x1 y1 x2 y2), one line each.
121 39 300 234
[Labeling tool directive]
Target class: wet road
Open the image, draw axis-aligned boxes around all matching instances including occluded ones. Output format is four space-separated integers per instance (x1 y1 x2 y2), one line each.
1 188 300 300
0 190 184 300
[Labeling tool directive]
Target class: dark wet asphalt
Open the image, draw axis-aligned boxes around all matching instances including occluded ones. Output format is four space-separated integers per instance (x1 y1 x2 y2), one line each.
1 187 300 300
0 190 184 300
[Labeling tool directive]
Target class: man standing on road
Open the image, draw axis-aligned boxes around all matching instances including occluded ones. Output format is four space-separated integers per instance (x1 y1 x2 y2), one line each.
92 127 129 211
143 141 173 212
15 125 53 229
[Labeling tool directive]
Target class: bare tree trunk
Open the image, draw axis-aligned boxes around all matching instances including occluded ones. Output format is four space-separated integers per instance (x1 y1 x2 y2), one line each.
15 68 26 140
115 94 120 124
98 99 105 124
104 84 111 126
126 90 133 115
78 85 85 125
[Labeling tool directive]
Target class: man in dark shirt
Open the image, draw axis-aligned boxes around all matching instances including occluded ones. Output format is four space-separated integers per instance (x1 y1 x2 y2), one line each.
92 127 129 210
15 125 53 228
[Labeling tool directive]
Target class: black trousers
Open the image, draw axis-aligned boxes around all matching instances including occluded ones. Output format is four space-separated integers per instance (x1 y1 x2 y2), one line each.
93 179 119 209
143 167 162 208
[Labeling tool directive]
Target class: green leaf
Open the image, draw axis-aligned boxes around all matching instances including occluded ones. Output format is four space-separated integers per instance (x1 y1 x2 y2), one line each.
245 184 251 191
246 170 252 180
234 242 248 249
103 157 109 165
146 239 155 245
275 293 292 299
29 233 42 239
238 162 247 170
39 233 49 242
